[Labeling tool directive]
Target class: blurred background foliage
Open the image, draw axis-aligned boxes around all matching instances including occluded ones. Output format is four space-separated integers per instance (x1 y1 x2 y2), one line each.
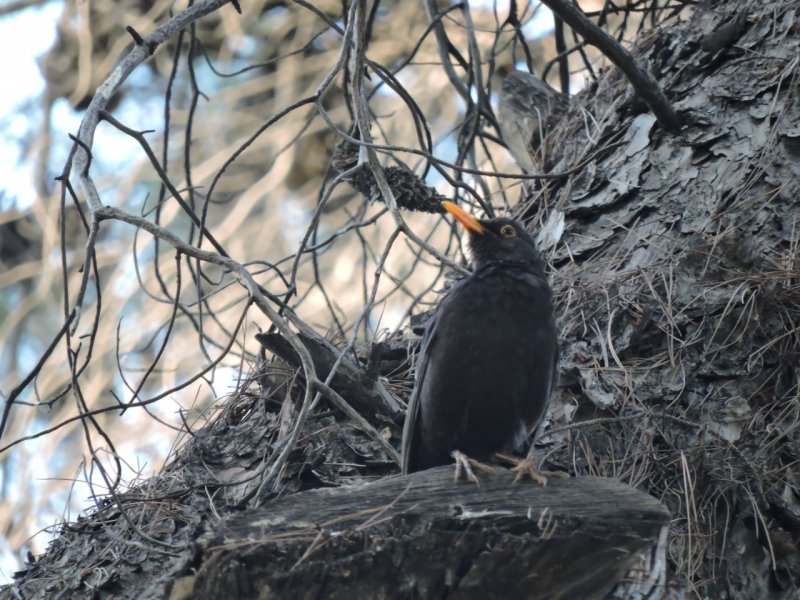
0 0 682 580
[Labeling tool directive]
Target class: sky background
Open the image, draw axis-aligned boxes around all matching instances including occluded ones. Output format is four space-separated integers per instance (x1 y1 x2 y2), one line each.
1 1 62 582
0 0 557 584
0 2 71 210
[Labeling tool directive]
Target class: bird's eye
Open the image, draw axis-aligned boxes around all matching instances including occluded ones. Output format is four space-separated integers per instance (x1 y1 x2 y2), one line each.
499 224 516 238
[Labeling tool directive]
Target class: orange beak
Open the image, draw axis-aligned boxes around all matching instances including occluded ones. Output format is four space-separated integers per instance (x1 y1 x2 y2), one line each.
441 201 487 234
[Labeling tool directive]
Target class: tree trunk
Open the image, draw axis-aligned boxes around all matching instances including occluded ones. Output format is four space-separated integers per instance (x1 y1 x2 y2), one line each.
3 1 799 599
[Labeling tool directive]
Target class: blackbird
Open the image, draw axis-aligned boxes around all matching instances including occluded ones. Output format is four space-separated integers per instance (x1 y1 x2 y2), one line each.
401 201 559 484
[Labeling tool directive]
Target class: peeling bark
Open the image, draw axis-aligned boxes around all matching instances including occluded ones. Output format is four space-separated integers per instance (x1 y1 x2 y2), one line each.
4 1 799 599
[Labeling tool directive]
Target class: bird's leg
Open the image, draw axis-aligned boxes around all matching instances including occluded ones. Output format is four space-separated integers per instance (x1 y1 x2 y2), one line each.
494 451 569 486
451 450 496 485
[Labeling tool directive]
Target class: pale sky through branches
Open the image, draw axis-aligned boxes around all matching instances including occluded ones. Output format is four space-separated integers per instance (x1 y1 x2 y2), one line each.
0 2 62 210
0 0 558 583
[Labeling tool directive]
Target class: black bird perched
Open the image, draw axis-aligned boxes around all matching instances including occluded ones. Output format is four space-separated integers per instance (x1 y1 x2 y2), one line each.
402 201 559 484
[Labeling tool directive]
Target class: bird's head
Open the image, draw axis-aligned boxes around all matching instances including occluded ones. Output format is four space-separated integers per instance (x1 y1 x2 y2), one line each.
442 201 545 273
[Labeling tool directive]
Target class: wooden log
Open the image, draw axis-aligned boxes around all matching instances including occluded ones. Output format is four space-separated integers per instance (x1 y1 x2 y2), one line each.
176 467 670 599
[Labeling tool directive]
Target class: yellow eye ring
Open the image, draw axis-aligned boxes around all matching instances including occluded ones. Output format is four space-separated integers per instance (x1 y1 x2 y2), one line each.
500 224 516 238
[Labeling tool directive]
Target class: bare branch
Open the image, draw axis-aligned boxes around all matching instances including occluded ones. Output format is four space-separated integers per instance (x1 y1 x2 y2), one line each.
540 0 682 132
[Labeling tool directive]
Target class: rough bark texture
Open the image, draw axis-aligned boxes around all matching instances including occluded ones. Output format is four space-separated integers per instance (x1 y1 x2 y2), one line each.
178 469 669 600
3 0 799 599
528 1 800 596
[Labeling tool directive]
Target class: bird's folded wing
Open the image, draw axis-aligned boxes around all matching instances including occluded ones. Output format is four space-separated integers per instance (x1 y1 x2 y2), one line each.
400 309 441 474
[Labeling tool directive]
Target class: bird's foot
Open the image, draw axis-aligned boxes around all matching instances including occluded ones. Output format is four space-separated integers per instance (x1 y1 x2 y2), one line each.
494 453 569 486
451 450 496 485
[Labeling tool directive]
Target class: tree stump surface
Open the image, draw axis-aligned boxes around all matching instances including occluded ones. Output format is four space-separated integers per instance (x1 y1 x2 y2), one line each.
178 468 669 599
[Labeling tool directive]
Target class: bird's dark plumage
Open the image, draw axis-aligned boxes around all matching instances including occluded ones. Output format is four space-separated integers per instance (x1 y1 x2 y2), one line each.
402 202 559 475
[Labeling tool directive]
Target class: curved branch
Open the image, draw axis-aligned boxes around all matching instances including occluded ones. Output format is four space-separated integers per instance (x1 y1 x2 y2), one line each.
540 0 682 132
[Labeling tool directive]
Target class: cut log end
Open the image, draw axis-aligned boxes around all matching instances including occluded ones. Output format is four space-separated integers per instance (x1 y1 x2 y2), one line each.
182 468 670 599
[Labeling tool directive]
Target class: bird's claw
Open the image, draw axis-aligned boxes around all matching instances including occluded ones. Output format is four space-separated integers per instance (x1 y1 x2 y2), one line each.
494 453 569 486
451 450 496 485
